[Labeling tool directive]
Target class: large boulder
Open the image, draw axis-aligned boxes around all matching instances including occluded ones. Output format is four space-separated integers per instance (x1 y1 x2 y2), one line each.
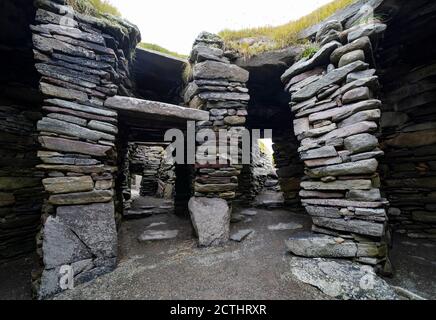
188 197 231 246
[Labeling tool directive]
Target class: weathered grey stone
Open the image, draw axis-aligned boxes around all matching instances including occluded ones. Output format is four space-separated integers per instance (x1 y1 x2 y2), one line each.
105 96 209 121
199 92 250 102
338 50 365 68
311 216 385 237
330 36 372 65
38 117 115 142
138 230 179 242
347 69 376 83
293 118 310 136
307 159 378 178
191 45 225 63
355 208 386 217
286 232 357 258
295 101 338 118
347 23 387 42
309 100 381 123
281 41 341 83
43 216 92 269
88 120 118 135
47 99 117 117
56 202 117 258
301 180 372 191
347 189 381 201
193 61 249 83
49 190 113 205
42 176 94 194
336 76 380 97
305 206 342 218
305 157 343 168
342 87 371 104
39 136 112 157
344 133 378 154
40 82 88 101
300 191 344 200
33 34 95 59
339 109 380 128
292 61 368 101
350 150 384 162
230 229 254 242
47 113 87 127
195 183 238 193
300 146 338 160
224 116 246 125
289 257 398 300
188 197 231 246
299 123 337 140
316 20 343 43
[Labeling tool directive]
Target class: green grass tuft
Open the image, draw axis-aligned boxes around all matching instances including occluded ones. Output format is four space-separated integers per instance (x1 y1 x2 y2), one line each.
67 0 121 17
219 0 357 56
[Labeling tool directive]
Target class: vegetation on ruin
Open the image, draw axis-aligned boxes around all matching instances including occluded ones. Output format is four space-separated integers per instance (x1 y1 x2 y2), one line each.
218 0 356 56
67 0 121 17
138 43 188 60
299 42 321 59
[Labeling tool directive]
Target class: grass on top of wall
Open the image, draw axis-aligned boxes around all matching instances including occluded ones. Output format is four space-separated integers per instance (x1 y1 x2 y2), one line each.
138 42 188 60
218 0 356 57
67 0 121 17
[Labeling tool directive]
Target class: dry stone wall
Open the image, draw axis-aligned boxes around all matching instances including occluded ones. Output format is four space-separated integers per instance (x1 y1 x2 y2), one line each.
0 0 46 262
183 32 250 246
380 65 436 240
30 0 140 298
377 4 436 239
184 32 249 202
284 17 391 271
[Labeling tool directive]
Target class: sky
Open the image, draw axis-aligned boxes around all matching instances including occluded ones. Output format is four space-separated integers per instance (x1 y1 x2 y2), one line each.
110 0 333 55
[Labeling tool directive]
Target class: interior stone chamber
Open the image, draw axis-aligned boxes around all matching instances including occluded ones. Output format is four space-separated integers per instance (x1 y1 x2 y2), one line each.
0 0 435 299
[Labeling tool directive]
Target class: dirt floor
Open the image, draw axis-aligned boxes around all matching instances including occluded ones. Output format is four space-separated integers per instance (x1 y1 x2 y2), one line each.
54 205 328 300
0 198 435 300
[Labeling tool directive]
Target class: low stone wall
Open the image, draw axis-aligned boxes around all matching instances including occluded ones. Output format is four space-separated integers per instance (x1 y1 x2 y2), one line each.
30 0 140 298
284 16 390 271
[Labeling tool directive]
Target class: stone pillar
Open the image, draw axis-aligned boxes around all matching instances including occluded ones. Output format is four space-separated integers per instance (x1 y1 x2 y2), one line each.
30 0 140 298
283 18 391 271
184 32 250 246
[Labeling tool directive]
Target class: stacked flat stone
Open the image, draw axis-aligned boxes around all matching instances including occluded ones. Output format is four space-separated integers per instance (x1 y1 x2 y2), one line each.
284 19 390 270
30 0 140 299
379 61 436 240
184 32 250 201
272 129 304 210
0 102 44 260
128 144 163 196
156 150 176 200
